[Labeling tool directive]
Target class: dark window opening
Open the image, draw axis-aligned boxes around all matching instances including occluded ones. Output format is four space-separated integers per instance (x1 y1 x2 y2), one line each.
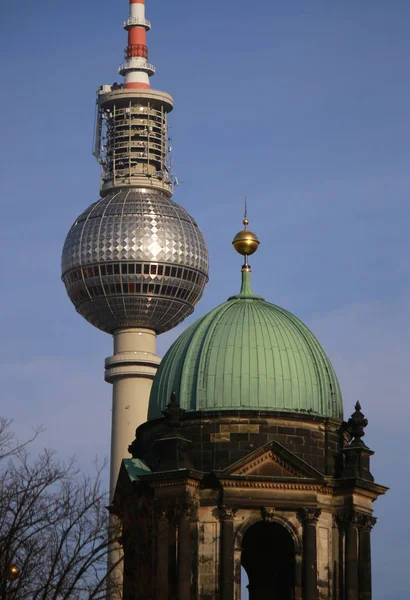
242 521 295 600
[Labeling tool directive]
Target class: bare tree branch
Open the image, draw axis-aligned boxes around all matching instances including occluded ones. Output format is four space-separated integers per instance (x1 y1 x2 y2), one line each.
0 420 120 600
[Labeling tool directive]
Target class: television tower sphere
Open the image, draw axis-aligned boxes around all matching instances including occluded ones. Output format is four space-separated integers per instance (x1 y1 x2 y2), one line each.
62 188 208 334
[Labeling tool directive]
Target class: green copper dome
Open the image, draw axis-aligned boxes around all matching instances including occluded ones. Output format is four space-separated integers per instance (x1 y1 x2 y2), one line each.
148 270 343 420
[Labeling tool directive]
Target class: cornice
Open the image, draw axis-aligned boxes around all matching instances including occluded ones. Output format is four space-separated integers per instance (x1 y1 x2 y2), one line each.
150 478 201 490
137 409 343 436
219 479 327 492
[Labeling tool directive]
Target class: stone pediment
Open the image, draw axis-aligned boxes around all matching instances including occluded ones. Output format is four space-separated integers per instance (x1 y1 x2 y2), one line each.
222 441 324 480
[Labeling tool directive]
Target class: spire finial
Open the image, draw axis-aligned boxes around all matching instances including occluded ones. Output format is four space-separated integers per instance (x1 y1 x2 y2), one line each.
243 196 249 229
232 198 260 271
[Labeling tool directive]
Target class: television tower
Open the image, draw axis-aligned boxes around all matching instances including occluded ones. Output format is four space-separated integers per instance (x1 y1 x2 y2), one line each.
61 0 209 504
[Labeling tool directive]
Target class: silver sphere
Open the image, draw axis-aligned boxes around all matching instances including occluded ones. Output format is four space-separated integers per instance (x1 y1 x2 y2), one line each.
61 189 208 334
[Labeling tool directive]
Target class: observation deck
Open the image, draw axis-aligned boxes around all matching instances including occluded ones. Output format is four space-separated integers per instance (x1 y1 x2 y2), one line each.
119 59 156 77
123 17 151 30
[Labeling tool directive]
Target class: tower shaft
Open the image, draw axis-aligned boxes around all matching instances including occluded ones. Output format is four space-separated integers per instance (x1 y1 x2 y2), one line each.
105 328 160 496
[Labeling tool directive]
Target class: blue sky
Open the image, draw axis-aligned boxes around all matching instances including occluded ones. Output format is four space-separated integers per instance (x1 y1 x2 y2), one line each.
1 1 409 598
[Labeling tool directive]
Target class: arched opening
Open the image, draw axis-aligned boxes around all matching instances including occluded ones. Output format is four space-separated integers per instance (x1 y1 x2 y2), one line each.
241 566 249 598
241 521 295 600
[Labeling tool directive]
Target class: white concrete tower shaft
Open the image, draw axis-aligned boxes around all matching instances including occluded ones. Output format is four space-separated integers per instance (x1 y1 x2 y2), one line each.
105 329 160 497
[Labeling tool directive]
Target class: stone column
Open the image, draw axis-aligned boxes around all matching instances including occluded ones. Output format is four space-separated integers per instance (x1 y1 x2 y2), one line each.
168 512 178 599
155 508 169 600
294 553 303 600
299 509 321 600
358 515 376 600
333 515 345 600
178 504 194 600
345 513 359 600
220 506 237 600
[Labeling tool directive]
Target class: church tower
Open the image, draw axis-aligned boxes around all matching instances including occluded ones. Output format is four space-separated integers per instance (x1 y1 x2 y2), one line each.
113 216 387 600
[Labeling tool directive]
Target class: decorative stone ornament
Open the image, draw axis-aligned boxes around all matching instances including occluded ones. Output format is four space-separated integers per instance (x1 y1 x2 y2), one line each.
357 514 377 533
219 506 238 521
346 401 369 445
298 508 321 525
342 402 375 481
178 502 198 521
261 507 276 522
162 391 185 428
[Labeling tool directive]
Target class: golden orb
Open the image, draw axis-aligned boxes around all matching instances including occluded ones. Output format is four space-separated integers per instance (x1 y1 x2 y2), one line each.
5 563 20 582
232 229 260 256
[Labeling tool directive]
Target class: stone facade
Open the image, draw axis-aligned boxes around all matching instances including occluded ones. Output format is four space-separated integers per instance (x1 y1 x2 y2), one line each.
114 402 386 599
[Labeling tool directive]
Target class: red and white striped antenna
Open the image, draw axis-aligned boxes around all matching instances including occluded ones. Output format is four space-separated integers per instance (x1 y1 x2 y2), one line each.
119 0 155 89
